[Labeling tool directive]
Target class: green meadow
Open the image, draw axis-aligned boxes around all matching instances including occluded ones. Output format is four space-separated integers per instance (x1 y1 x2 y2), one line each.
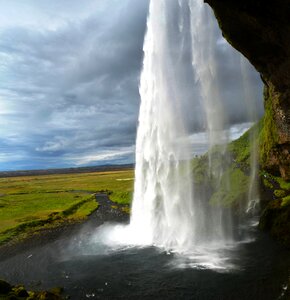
0 169 134 245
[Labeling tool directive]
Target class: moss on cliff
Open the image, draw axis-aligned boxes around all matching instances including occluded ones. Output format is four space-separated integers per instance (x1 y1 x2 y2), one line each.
259 199 290 246
262 177 274 190
282 195 290 207
275 176 290 191
257 169 290 246
259 85 279 170
0 279 64 299
274 189 286 198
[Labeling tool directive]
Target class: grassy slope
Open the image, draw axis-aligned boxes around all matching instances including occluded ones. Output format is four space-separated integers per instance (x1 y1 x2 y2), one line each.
192 130 252 211
0 169 134 245
192 122 290 246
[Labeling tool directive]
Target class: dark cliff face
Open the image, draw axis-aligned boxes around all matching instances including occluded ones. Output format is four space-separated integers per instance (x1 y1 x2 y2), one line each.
205 0 290 180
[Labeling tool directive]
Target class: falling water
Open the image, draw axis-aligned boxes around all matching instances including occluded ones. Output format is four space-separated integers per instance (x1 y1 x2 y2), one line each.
128 0 234 251
240 56 260 214
189 0 228 162
188 0 234 243
129 0 196 251
105 0 262 264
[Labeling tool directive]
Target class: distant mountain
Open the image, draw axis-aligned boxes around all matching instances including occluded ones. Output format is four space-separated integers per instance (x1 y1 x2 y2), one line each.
0 164 134 178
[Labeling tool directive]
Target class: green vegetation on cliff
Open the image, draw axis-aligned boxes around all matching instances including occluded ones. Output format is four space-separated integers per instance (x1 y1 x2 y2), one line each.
259 171 290 246
0 279 64 299
259 199 290 246
259 85 279 169
282 195 290 207
192 122 290 246
228 128 251 167
210 167 249 208
192 126 254 210
192 155 209 185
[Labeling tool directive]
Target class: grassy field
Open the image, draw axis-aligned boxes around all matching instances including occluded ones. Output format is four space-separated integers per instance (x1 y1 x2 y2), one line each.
0 169 134 245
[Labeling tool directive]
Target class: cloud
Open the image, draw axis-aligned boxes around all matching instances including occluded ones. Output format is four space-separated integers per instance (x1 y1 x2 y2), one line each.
0 0 263 171
0 0 148 170
67 146 135 166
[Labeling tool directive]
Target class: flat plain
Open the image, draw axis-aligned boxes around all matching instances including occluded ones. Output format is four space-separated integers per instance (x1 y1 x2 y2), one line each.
0 169 134 244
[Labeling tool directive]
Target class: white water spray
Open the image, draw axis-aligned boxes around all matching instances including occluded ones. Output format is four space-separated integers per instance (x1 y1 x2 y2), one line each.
189 0 227 157
188 0 238 243
128 0 234 251
129 0 196 251
104 0 262 265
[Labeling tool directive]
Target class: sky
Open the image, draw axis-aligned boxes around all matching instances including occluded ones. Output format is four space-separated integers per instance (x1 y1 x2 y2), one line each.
0 0 263 171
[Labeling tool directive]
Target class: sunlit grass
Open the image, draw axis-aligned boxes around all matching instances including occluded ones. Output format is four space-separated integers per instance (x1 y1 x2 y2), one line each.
0 169 134 245
0 170 134 195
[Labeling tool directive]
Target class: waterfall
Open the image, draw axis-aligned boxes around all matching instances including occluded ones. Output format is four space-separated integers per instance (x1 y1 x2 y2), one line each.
129 0 196 251
188 0 234 243
189 0 227 160
129 0 234 251
240 56 260 214
104 0 262 264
